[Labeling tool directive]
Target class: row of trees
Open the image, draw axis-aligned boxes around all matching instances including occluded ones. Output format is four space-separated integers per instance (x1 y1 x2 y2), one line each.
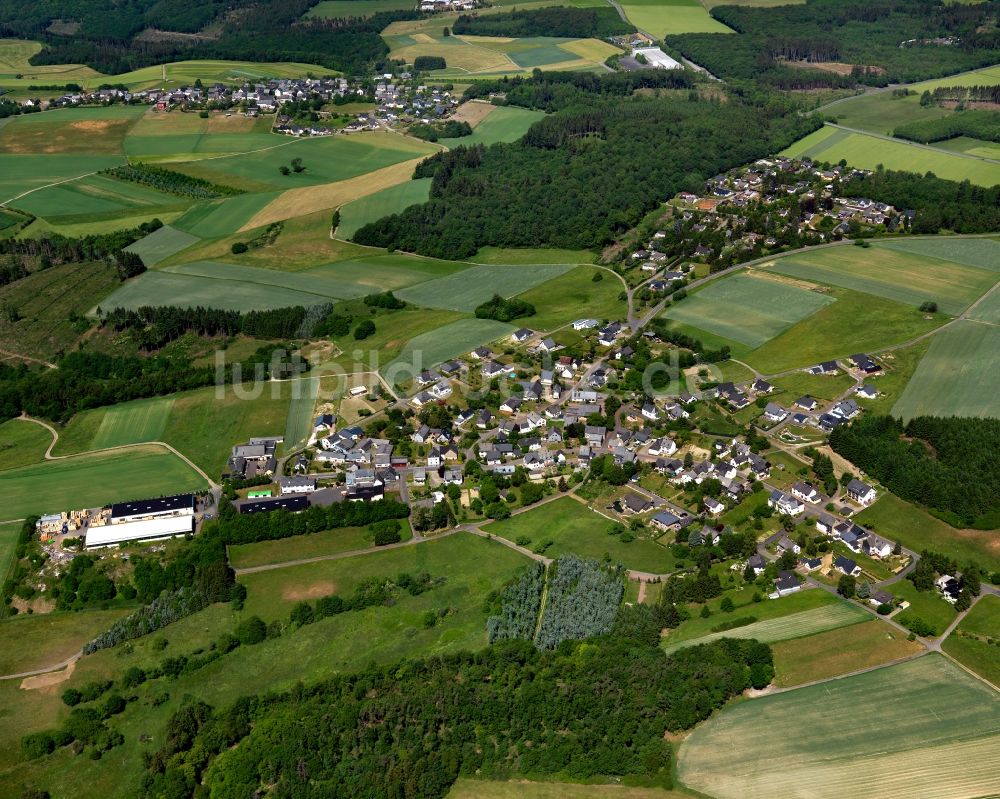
409 119 471 142
102 163 243 199
452 6 634 39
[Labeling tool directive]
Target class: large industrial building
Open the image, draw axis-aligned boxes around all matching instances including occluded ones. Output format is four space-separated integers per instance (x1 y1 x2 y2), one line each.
84 493 196 548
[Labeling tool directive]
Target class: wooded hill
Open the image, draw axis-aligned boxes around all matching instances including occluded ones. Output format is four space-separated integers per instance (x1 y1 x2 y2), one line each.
453 6 635 39
666 0 1000 89
353 72 819 256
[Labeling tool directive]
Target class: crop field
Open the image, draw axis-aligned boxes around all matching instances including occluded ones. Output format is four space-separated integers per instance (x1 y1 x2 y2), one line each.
171 192 282 238
942 595 1000 687
167 131 436 191
677 655 1000 799
745 286 943 374
10 174 190 221
4 446 207 518
878 237 1000 272
968 286 1000 323
770 619 923 687
826 91 951 136
762 244 998 315
782 125 1000 187
128 110 274 138
0 418 51 472
124 224 200 266
283 376 320 452
439 105 545 147
338 178 433 239
0 153 125 204
662 273 834 349
620 0 733 36
0 105 145 155
484 496 677 572
934 135 1000 160
892 321 1000 420
514 266 628 329
396 262 575 311
386 317 515 375
123 132 280 162
305 0 414 17
89 396 174 450
661 600 870 654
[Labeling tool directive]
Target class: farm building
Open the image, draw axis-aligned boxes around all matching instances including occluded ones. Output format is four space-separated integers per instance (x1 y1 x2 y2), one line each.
633 47 682 70
85 493 195 548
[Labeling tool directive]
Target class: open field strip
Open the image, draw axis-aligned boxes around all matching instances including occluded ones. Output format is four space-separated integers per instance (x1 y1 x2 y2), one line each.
241 155 431 230
338 177 433 239
171 191 282 238
621 0 733 36
396 263 575 310
386 318 515 373
782 124 1000 186
449 780 693 799
911 63 1000 92
124 224 200 266
90 396 174 450
2 446 207 519
662 272 833 349
677 654 1000 799
761 243 999 315
661 601 870 654
892 320 1000 420
439 105 544 147
878 237 1000 271
228 522 412 569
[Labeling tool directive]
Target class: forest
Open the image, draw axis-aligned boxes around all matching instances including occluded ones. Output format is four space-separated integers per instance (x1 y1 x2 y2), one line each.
666 0 1000 89
452 6 634 39
837 166 1000 233
137 635 773 798
829 415 1000 528
534 555 624 649
486 562 544 643
893 109 1000 144
353 74 818 257
102 164 243 199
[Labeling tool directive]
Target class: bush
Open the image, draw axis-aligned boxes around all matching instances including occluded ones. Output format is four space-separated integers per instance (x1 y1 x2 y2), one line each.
353 319 376 340
231 242 248 254
876 603 893 615
236 616 267 645
371 519 402 546
61 688 83 707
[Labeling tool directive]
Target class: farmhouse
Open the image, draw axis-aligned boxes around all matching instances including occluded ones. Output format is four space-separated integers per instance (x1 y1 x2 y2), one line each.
85 493 196 548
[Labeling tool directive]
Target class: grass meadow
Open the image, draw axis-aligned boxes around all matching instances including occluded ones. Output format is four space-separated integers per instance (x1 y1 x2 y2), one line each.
0 105 145 155
515 266 628 330
396 263 577 311
892 321 1000 420
0 418 52 472
662 273 834 349
677 654 1000 799
338 177 432 239
764 243 999 315
484 496 678 572
229 522 413 569
942 595 1000 687
11 174 190 222
878 237 1000 272
439 105 545 147
386 317 515 374
782 125 1000 187
449 781 693 799
0 521 19 587
0 608 132 676
827 90 952 136
124 224 200 266
620 0 733 36
171 192 282 238
0 153 124 204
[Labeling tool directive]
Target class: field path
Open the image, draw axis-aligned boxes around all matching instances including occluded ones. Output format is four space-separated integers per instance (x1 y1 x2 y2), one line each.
0 347 56 369
0 652 80 682
18 413 219 489
0 169 104 208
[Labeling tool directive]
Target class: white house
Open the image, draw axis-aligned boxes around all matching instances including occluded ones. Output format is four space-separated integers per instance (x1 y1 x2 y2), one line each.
846 479 877 506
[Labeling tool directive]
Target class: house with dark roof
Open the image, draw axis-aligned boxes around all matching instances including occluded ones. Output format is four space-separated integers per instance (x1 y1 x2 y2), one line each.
846 479 877 505
833 555 861 576
774 570 802 596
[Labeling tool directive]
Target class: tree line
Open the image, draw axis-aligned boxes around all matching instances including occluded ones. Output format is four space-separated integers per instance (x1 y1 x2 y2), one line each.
102 163 243 199
894 109 1000 144
452 6 634 38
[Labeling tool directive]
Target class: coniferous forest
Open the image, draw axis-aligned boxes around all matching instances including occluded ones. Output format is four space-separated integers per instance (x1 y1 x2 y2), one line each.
452 6 634 39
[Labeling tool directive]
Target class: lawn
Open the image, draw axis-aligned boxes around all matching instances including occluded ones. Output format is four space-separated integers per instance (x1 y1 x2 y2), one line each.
396 262 576 311
385 317 515 376
0 418 51 472
124 224 200 266
439 105 544 146
855 494 1000 574
661 599 870 654
892 321 1000 420
514 266 628 330
337 177 433 239
770 618 923 687
228 522 413 569
892 580 957 638
662 272 834 349
852 338 929 415
677 654 1000 799
4 446 208 518
942 595 1000 687
763 244 998 315
745 286 944 374
620 0 733 36
782 124 1000 187
484 497 678 572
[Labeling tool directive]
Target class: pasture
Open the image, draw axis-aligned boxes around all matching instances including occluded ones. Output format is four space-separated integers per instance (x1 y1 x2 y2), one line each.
855 494 1000 574
385 317 515 375
892 321 1000 420
0 418 51 472
942 595 1000 687
439 105 544 147
782 124 1000 187
661 273 834 349
878 237 1000 272
338 177 433 239
484 496 677 572
10 174 190 222
229 522 412 569
762 243 998 315
171 192 281 238
661 600 870 654
676 655 1000 799
619 0 733 36
827 90 951 136
770 619 923 687
3 446 207 518
0 105 144 155
125 224 200 266
0 153 124 205
396 262 575 311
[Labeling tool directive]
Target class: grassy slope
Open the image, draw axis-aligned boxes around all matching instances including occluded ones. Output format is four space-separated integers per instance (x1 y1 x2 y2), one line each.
0 418 51 471
396 263 576 311
514 266 628 330
228 522 414 569
942 594 1000 687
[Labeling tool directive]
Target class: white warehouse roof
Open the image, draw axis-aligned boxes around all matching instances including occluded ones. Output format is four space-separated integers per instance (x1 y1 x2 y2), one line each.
633 47 682 70
85 515 194 548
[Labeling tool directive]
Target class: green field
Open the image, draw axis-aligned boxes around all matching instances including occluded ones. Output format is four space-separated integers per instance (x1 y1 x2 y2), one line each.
89 396 174 450
826 90 952 136
677 654 1000 799
661 600 870 654
449 781 692 799
396 263 577 311
484 496 677 572
440 106 545 147
170 192 282 238
229 522 413 569
0 418 51 472
305 0 414 16
0 105 146 155
514 266 628 330
764 243 998 315
386 317 515 374
943 598 1000 687
934 135 1000 160
124 224 200 266
470 246 596 265
966 286 1000 323
0 153 125 204
855 494 1000 574
0 608 131 676
283 376 320 452
878 237 1000 272
0 521 19 586
620 0 733 36
338 177 433 239
662 273 834 349
745 286 943 374
3 445 207 518
892 321 1000 420
782 124 1000 187
123 132 280 161
10 174 190 222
